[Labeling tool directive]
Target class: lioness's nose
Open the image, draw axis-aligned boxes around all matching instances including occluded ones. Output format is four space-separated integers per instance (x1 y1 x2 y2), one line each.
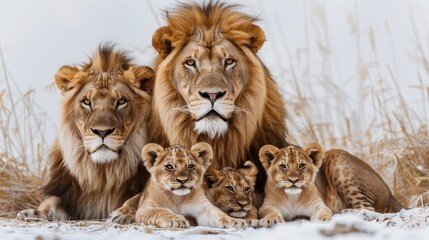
199 91 226 105
91 128 115 138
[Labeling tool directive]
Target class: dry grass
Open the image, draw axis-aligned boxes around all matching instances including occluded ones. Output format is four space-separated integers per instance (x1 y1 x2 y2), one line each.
0 1 428 218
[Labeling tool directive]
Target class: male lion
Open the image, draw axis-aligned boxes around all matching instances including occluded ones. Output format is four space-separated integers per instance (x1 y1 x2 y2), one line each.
148 1 287 192
17 44 154 220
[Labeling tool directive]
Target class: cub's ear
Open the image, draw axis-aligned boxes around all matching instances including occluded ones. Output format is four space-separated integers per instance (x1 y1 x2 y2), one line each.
191 142 213 170
204 167 222 188
259 145 280 171
152 26 173 58
125 66 155 95
240 161 258 188
55 65 80 94
141 143 165 170
303 143 325 168
229 24 265 53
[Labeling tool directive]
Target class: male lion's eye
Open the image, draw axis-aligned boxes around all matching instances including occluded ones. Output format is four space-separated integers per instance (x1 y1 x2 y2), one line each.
225 186 234 192
184 59 196 67
81 98 91 109
244 187 251 193
279 164 287 170
116 98 128 109
165 164 174 171
224 58 235 66
299 163 306 170
187 164 195 171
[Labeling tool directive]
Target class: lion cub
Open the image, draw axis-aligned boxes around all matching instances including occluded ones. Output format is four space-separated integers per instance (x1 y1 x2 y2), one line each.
204 161 259 227
133 143 247 228
258 144 332 227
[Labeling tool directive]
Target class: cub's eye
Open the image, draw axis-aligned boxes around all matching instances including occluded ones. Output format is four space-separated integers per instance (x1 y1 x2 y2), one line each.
165 164 174 171
187 164 195 171
244 187 251 193
299 163 306 170
279 164 287 170
116 98 128 109
81 98 91 108
224 58 235 66
184 59 196 67
225 186 234 192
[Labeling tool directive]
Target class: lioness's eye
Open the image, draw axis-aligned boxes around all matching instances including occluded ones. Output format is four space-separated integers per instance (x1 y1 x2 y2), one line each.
184 59 196 67
244 187 251 193
225 186 234 192
187 164 195 171
165 164 174 171
279 164 287 170
81 98 91 108
299 163 306 170
116 98 128 109
224 58 235 66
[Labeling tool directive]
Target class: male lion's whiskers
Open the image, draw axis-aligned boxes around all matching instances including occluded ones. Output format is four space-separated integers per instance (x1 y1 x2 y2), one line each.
172 106 192 115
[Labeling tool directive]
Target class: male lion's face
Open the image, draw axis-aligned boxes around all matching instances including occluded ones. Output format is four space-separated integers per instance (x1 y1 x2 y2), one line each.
171 40 249 139
205 161 258 218
142 142 213 196
259 144 325 195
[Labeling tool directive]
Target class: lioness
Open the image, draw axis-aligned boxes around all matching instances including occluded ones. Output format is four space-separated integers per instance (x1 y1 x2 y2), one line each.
17 44 154 220
134 143 247 228
204 161 259 227
258 144 332 227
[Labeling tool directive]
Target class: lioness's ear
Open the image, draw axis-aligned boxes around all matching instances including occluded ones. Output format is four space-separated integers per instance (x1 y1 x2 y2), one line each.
125 66 155 94
55 65 80 94
240 161 258 188
152 26 173 58
259 145 280 171
191 142 213 169
303 143 325 169
141 143 164 170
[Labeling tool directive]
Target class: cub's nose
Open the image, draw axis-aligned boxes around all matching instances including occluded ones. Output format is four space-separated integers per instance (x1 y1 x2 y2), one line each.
91 128 115 138
176 177 189 184
198 91 226 105
288 178 299 184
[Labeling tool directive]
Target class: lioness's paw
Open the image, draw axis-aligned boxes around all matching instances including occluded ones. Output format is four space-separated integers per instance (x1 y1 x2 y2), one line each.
158 216 190 228
107 210 135 224
219 216 248 229
259 216 284 228
246 218 259 228
17 209 51 221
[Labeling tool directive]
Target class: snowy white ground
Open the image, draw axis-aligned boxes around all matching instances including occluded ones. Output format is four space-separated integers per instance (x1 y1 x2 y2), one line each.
1 208 429 240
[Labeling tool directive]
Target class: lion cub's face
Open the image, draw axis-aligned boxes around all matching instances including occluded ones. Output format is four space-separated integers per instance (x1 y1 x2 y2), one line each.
55 58 154 164
205 161 258 218
142 143 213 196
259 144 324 195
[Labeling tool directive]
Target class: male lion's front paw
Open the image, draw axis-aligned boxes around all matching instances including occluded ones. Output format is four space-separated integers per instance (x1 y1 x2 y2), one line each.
107 210 135 224
219 216 248 229
17 209 51 221
259 215 284 228
158 215 190 228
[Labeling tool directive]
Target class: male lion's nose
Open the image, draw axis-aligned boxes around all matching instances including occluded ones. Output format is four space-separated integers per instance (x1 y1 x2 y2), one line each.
199 91 226 105
91 128 115 138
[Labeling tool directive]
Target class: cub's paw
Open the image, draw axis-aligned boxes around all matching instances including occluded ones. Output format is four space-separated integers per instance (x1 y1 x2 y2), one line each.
316 211 332 221
158 216 190 228
219 216 248 229
17 209 51 221
246 218 259 228
259 215 284 228
107 210 135 224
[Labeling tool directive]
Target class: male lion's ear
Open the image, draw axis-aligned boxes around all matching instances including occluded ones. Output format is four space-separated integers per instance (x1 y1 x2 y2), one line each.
126 66 155 95
141 143 164 170
259 145 279 171
191 142 213 169
55 65 80 94
152 26 173 58
230 24 266 53
240 161 258 188
303 143 325 169
247 24 266 53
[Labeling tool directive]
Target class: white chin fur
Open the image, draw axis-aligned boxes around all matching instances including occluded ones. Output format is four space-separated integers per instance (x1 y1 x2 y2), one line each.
172 188 191 196
90 149 118 164
194 117 228 139
285 188 302 195
230 211 247 218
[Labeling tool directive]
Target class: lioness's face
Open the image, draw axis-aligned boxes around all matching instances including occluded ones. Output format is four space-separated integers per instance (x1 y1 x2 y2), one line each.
172 40 249 138
142 143 213 196
73 79 142 163
259 144 325 195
